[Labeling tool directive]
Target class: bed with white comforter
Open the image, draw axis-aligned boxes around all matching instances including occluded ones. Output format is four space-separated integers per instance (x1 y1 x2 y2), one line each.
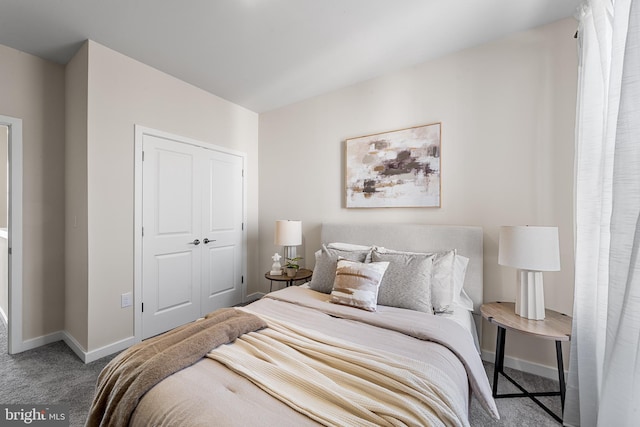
87 223 500 426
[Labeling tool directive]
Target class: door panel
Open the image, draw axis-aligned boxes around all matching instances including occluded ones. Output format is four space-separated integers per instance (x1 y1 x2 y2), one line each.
208 157 237 229
203 245 235 295
200 150 244 314
142 135 201 339
157 149 194 235
156 251 194 311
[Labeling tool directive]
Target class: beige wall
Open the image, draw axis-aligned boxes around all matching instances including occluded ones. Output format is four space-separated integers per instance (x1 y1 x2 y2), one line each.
0 39 259 355
0 16 575 371
258 18 577 370
64 43 89 349
82 41 259 351
0 43 66 340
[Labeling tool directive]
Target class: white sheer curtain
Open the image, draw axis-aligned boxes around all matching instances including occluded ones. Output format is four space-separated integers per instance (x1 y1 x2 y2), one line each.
565 0 640 425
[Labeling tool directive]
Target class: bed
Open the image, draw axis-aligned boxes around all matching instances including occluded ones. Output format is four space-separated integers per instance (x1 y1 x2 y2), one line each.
87 223 499 427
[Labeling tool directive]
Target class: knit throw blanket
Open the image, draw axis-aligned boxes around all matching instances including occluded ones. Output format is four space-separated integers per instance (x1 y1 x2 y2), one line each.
86 308 267 427
207 313 469 427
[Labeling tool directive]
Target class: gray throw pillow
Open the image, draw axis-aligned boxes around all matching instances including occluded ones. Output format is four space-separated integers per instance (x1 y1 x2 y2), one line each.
308 245 370 294
371 250 435 313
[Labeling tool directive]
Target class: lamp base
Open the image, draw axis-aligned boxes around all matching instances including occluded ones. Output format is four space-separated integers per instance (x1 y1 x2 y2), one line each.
284 246 297 263
515 270 545 320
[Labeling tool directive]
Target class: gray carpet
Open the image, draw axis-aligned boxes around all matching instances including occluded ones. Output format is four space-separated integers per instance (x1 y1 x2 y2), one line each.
0 321 563 426
0 322 117 427
469 362 563 426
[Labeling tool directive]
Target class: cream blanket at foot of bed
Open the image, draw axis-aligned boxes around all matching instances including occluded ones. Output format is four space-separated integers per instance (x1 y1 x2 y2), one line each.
207 314 469 427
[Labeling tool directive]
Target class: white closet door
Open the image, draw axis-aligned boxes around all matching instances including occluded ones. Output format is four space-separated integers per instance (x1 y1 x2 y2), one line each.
142 135 202 339
200 149 244 314
141 133 244 339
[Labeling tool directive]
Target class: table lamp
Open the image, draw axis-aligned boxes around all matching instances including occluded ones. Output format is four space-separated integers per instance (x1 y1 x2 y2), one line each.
498 225 560 320
274 220 302 270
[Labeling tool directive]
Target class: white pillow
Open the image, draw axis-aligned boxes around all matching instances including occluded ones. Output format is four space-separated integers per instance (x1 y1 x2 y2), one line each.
327 242 372 251
430 250 457 313
453 255 474 311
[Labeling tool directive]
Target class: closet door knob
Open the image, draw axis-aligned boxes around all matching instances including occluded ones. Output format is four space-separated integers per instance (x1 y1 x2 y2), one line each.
203 238 215 244
190 239 200 246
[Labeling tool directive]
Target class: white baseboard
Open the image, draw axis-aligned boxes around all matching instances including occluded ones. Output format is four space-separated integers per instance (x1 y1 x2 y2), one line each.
61 331 88 362
84 335 135 364
481 349 567 380
20 330 65 352
62 331 135 364
7 328 132 364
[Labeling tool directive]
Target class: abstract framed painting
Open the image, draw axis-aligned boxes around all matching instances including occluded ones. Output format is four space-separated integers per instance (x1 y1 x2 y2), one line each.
345 122 441 208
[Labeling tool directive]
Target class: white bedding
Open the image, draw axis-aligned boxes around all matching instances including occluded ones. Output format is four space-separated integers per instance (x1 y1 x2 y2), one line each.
436 305 481 353
130 287 499 426
208 313 469 426
122 224 497 426
255 287 498 417
302 282 481 352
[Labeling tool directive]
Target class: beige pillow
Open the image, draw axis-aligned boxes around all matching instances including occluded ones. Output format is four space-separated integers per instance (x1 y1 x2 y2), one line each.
330 259 389 312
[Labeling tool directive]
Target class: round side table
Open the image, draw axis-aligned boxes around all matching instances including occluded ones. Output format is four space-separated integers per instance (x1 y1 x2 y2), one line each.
481 301 571 423
265 268 313 292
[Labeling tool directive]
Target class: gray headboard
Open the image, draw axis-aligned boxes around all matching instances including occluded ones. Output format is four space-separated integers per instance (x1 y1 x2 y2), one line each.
321 223 484 335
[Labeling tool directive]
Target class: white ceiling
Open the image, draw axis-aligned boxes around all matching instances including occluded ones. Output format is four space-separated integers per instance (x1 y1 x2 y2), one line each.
0 0 580 113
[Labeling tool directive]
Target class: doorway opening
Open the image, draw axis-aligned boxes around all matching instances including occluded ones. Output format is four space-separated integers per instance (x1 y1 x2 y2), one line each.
0 125 7 329
0 115 23 354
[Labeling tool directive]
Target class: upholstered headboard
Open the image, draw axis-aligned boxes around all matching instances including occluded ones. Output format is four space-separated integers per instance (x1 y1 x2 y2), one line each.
320 223 484 334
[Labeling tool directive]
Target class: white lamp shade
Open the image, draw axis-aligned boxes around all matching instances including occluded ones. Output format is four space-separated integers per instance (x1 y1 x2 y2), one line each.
274 220 302 246
498 226 560 271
